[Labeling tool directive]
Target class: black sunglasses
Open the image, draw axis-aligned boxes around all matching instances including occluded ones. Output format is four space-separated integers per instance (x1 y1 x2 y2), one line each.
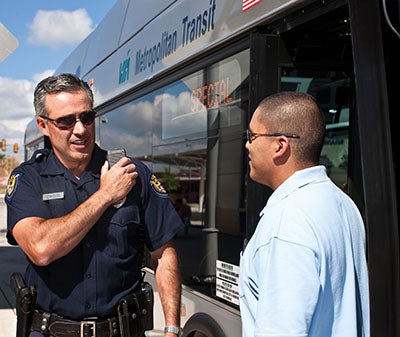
245 129 300 144
40 110 96 130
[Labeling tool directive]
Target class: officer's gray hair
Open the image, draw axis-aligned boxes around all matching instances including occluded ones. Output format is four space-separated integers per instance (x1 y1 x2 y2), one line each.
33 73 94 116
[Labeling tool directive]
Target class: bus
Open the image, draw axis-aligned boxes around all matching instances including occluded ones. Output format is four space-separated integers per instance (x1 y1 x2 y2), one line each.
24 0 400 336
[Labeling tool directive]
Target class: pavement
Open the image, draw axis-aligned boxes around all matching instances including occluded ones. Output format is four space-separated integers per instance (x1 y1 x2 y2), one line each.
0 195 27 336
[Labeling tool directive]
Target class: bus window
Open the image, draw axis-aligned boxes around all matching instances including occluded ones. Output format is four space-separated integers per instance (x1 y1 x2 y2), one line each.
98 50 249 306
96 94 154 161
153 50 249 305
281 76 350 189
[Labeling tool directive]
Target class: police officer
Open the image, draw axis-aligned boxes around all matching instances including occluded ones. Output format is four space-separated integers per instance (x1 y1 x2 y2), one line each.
5 73 184 337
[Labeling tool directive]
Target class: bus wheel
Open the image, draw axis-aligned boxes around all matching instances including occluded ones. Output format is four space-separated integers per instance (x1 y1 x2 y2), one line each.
182 312 227 337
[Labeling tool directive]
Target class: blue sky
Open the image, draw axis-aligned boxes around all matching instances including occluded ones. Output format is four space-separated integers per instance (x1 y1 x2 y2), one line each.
0 0 116 161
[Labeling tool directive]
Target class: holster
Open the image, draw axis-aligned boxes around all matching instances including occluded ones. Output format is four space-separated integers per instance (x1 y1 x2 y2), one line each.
10 272 36 337
117 282 154 337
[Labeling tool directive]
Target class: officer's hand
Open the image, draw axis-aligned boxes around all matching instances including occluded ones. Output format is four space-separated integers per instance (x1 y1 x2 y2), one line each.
100 157 138 204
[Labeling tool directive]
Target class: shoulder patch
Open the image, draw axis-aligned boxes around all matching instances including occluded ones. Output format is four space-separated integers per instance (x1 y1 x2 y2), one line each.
150 174 168 197
6 172 23 200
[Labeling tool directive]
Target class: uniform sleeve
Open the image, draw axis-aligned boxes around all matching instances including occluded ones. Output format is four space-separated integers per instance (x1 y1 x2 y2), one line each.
5 167 48 245
136 161 185 251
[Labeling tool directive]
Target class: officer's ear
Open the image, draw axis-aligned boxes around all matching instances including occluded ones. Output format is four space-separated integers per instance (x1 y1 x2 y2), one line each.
37 116 50 136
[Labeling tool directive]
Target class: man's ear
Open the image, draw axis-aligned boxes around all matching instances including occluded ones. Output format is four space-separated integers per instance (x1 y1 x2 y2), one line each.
272 136 290 159
36 117 50 136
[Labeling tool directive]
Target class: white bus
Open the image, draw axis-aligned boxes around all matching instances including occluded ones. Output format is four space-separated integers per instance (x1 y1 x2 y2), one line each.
25 0 400 336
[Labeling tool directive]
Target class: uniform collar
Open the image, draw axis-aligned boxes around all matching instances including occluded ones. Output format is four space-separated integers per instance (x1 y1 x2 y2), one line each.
86 144 107 178
40 144 106 180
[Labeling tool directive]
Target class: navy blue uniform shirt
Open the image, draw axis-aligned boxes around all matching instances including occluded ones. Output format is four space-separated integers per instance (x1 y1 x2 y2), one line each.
5 145 184 320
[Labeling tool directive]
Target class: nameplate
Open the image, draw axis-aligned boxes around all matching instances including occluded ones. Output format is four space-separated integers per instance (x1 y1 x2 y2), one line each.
42 192 65 201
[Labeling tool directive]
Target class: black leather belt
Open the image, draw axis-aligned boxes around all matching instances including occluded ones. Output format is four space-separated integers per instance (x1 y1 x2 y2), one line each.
31 310 120 337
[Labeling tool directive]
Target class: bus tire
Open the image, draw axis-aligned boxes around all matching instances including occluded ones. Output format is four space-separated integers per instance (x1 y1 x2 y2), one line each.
182 312 227 337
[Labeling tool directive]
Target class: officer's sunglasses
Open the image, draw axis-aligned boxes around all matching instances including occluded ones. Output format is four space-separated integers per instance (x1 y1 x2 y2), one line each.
40 110 96 130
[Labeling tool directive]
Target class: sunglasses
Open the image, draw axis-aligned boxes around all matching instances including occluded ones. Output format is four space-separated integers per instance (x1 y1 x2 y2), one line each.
40 110 96 130
245 129 300 144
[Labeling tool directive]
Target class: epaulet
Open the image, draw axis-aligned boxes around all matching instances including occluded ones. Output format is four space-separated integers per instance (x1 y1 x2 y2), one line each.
32 148 50 163
15 148 50 170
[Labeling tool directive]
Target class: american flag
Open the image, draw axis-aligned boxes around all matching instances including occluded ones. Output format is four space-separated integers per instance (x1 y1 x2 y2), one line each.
242 0 263 12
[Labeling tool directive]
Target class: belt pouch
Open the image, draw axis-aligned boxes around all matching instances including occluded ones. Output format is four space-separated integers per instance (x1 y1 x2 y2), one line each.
117 282 154 337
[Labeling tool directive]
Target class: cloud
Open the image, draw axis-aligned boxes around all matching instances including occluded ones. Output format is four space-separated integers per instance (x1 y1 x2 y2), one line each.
27 9 94 49
0 122 24 148
0 77 35 124
0 76 39 159
32 69 55 84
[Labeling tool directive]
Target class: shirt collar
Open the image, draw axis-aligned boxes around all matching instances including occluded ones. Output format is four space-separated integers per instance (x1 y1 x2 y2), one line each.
86 144 107 178
263 165 329 213
40 144 106 180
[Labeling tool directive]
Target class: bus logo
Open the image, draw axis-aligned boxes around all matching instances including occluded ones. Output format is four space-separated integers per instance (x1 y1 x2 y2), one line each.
119 52 131 84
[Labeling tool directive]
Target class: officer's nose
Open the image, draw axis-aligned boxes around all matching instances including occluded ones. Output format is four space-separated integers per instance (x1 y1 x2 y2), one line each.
72 119 86 134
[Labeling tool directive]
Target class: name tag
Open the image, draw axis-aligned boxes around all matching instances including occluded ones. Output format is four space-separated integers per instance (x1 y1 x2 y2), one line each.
42 192 64 201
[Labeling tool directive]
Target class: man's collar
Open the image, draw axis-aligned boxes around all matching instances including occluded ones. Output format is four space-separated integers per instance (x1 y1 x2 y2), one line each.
86 144 107 178
40 144 106 179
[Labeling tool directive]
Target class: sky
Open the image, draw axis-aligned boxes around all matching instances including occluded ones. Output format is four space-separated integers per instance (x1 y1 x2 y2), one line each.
0 0 116 161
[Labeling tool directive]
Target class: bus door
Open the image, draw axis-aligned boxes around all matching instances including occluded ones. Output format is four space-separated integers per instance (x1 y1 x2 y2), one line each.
246 3 355 242
248 2 400 335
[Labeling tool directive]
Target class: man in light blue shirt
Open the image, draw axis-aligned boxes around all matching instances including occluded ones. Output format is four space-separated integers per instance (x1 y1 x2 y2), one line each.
239 92 369 337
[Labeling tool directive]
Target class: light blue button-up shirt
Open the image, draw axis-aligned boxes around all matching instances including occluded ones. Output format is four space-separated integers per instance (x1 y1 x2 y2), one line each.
239 166 369 337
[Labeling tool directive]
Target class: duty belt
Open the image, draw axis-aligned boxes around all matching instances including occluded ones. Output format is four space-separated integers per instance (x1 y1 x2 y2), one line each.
31 310 120 337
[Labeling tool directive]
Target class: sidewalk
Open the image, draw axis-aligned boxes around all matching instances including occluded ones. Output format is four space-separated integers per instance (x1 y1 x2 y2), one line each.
0 195 27 337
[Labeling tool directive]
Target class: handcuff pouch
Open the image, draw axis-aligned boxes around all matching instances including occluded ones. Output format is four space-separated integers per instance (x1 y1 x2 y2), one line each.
117 282 154 337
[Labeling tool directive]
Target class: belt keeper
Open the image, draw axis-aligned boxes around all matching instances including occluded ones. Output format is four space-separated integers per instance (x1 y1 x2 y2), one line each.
40 312 51 334
108 317 119 336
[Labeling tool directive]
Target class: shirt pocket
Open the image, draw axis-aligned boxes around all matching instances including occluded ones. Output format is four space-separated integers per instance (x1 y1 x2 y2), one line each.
96 204 142 258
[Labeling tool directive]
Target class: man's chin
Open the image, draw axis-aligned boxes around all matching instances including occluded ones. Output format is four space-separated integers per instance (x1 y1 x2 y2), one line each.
72 143 94 155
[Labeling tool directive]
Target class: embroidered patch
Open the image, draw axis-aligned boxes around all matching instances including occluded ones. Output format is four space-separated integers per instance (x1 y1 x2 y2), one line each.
6 173 22 200
150 174 168 197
